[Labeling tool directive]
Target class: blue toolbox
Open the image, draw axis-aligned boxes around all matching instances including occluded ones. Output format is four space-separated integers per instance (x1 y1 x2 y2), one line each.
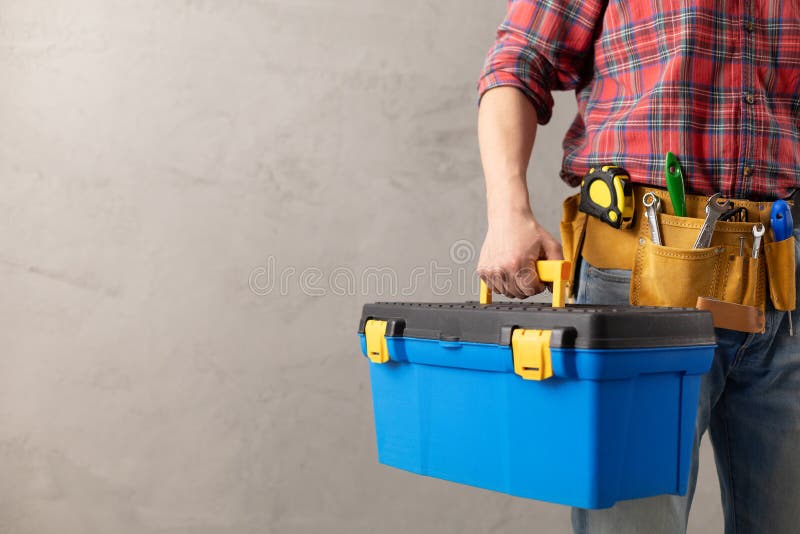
357 261 716 509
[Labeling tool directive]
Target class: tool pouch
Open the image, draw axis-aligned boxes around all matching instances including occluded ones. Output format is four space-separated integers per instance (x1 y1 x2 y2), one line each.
632 239 726 308
764 236 797 312
630 210 765 310
562 186 795 316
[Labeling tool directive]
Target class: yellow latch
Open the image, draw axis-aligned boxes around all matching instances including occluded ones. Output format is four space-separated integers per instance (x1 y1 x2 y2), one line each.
479 260 571 308
364 320 390 364
511 329 553 381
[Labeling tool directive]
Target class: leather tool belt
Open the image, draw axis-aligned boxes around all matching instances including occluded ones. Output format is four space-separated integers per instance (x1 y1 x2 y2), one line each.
560 186 797 314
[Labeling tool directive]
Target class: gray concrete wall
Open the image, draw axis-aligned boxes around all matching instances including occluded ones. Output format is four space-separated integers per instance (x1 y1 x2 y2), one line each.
0 1 721 532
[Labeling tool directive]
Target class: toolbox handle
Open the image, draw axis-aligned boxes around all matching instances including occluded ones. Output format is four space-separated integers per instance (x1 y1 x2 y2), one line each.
480 260 571 308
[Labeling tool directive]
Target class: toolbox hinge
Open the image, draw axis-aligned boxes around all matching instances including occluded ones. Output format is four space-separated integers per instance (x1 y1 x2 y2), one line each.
511 329 553 381
364 320 390 364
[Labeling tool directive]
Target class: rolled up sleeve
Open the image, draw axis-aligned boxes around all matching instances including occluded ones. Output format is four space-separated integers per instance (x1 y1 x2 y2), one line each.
478 0 606 125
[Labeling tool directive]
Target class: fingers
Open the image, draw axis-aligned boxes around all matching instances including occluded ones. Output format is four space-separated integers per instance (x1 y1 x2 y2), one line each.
480 268 521 299
478 264 543 299
475 222 564 300
504 270 529 299
541 234 565 261
478 267 504 298
515 265 544 296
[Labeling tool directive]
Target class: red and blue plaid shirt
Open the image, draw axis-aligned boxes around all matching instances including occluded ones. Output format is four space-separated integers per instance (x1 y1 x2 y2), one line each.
478 0 800 200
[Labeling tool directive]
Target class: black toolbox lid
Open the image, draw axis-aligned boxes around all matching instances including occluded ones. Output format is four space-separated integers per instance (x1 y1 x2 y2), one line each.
358 302 716 350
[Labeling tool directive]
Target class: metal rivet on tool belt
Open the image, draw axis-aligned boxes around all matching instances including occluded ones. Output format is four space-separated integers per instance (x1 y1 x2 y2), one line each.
639 238 645 245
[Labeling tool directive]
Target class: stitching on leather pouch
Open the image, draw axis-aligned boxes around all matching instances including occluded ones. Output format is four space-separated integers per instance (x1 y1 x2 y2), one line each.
757 257 765 308
658 218 755 233
720 253 743 302
710 250 723 296
721 256 732 301
660 218 704 229
631 227 648 305
712 221 760 233
650 247 721 260
659 214 754 233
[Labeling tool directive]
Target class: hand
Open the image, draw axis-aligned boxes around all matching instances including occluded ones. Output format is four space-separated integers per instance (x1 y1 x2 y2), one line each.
477 212 564 299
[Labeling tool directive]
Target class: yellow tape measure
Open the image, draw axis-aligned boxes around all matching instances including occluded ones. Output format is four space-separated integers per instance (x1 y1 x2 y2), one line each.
579 165 634 228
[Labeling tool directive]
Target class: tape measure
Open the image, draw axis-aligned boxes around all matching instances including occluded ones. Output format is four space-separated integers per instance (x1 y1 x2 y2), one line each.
579 165 634 229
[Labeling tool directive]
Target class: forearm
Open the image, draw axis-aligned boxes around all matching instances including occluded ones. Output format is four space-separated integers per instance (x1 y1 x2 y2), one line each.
478 86 539 224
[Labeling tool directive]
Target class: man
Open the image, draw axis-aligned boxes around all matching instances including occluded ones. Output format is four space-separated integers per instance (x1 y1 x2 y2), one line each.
475 1 800 533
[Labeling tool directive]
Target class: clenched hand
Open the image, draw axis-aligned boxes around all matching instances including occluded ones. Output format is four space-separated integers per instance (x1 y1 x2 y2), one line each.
477 211 563 299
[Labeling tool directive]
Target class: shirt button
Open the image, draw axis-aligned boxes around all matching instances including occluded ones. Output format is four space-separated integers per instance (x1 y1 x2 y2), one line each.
745 93 755 104
743 166 753 177
745 21 755 32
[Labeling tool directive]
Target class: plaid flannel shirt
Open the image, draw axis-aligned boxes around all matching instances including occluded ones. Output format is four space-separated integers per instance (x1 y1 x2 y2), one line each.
478 0 800 199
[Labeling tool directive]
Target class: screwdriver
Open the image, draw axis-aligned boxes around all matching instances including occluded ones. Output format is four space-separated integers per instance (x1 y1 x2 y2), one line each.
770 200 794 336
665 152 686 217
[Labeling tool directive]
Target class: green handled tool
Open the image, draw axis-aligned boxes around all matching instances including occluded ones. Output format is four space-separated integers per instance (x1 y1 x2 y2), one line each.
665 152 686 217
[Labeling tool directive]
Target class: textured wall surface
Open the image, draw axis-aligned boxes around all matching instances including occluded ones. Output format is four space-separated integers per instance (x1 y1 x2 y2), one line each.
1 1 722 532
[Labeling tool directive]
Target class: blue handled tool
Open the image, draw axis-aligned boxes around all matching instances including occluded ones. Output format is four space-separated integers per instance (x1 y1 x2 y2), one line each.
770 199 794 336
770 200 793 242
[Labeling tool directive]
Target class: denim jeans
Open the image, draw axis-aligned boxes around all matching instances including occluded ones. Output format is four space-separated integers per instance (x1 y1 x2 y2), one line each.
571 227 800 534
